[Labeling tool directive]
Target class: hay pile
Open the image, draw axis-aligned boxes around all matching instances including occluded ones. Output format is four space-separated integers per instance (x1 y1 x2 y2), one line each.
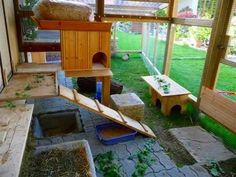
33 0 93 21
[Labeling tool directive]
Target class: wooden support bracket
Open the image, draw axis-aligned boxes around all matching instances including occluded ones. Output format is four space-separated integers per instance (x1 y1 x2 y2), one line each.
139 121 148 132
94 99 104 112
73 89 80 102
117 111 127 124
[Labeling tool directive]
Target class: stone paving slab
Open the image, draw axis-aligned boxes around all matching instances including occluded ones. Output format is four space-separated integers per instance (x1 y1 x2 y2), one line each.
169 126 236 163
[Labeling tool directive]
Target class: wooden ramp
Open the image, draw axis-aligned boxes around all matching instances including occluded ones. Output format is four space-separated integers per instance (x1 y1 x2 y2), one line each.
59 85 156 138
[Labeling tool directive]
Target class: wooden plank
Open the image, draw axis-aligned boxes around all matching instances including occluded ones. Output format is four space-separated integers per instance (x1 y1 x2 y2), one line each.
0 72 58 101
199 87 236 133
142 75 190 97
0 2 12 78
102 15 170 23
77 32 89 70
2 0 20 72
221 58 236 67
33 18 112 32
0 104 34 177
16 63 61 73
100 32 111 68
172 18 213 28
59 85 156 138
65 69 113 77
3 68 8 86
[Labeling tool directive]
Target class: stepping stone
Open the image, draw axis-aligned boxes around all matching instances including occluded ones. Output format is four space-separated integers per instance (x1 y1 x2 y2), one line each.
169 126 235 163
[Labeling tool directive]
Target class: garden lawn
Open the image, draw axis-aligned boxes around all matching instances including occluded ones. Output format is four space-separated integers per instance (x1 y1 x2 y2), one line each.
111 54 196 130
117 31 236 99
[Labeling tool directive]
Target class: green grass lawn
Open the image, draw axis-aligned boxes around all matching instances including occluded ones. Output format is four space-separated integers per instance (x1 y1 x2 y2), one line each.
111 54 196 130
116 31 236 99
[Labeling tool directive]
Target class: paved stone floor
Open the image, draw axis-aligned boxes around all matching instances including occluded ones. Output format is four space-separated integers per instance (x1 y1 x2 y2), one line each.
28 72 211 177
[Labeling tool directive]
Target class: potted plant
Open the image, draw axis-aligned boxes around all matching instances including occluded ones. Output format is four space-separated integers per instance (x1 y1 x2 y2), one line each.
191 27 211 48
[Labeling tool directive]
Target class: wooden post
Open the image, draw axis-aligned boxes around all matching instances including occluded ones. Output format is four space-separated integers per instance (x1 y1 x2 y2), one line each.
95 0 104 22
153 23 159 67
199 0 233 93
163 0 178 75
168 0 174 18
163 23 176 75
102 76 111 106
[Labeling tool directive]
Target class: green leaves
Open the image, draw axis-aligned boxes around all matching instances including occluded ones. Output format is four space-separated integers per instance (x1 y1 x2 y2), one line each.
4 101 16 110
95 151 122 177
206 160 225 177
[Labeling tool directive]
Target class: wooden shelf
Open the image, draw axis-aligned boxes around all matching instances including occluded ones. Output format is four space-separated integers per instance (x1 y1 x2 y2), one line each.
0 72 58 102
0 104 34 177
32 17 112 31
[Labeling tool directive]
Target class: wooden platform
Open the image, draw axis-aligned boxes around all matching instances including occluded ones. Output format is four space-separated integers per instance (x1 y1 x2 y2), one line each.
33 18 112 31
142 75 190 116
16 63 61 73
0 104 34 177
0 72 58 101
59 85 156 138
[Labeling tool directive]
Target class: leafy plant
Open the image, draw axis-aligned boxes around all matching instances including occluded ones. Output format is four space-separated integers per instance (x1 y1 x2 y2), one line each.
4 101 16 110
35 74 45 83
129 140 156 177
155 8 167 17
15 91 30 98
94 151 122 177
191 27 211 42
206 160 225 177
20 0 38 40
24 84 32 91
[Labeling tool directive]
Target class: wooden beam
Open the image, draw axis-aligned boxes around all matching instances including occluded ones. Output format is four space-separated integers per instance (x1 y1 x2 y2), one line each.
153 23 159 67
163 23 175 75
168 0 174 18
95 0 104 21
200 0 234 91
103 14 170 23
123 0 169 3
173 18 213 28
221 58 236 67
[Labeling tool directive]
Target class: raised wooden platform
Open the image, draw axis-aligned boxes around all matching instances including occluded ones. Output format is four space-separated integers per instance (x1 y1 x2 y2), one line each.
142 75 190 116
0 104 34 177
0 72 58 101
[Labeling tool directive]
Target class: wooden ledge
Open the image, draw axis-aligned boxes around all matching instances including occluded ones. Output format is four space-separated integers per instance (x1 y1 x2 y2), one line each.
32 17 112 31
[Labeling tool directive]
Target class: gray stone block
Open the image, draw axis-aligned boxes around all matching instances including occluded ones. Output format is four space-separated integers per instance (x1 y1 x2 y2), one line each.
179 166 198 177
110 93 145 121
166 168 185 177
190 164 211 177
154 152 176 170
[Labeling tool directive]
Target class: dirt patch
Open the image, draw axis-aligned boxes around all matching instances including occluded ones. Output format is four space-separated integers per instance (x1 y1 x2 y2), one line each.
100 126 134 139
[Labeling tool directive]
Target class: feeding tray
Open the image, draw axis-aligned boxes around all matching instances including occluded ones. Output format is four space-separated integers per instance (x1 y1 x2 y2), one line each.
95 123 137 145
